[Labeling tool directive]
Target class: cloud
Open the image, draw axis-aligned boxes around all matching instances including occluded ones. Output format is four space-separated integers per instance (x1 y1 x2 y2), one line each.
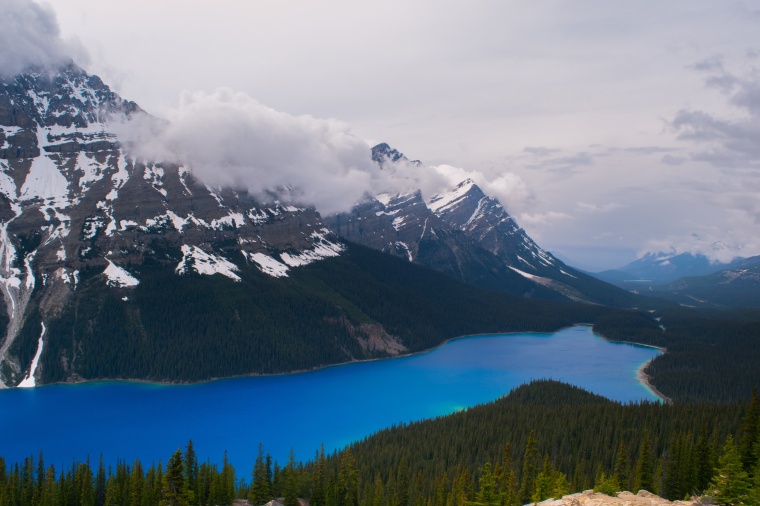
576 202 624 214
522 151 595 175
122 88 380 214
116 88 537 216
0 0 87 77
670 58 760 169
623 146 675 155
522 146 560 156
661 154 687 165
518 211 572 227
642 234 749 264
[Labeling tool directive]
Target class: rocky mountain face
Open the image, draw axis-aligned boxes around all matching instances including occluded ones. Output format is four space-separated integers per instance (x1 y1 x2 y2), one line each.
325 144 639 306
0 64 344 387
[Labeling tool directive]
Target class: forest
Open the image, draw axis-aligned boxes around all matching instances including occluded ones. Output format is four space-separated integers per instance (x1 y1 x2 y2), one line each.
2 381 759 506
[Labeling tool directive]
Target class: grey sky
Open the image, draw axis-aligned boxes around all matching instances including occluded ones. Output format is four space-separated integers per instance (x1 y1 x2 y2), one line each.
18 1 760 269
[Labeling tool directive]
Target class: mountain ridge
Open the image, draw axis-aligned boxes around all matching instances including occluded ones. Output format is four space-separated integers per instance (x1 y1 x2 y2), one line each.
326 143 649 308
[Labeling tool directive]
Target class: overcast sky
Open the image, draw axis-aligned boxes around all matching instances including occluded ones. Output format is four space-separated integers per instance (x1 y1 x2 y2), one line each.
9 0 760 270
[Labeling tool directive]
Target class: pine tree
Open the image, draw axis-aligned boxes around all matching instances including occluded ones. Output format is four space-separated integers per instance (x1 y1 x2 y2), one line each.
741 387 760 473
634 431 654 493
397 458 410 506
531 456 554 503
518 431 539 504
184 441 198 506
162 449 190 506
708 435 752 506
94 457 107 504
250 444 272 505
283 449 299 506
696 427 715 492
129 459 143 506
338 448 359 506
502 469 518 506
594 472 621 496
751 456 760 505
219 451 235 505
472 462 501 506
372 473 386 506
312 445 327 506
613 442 630 491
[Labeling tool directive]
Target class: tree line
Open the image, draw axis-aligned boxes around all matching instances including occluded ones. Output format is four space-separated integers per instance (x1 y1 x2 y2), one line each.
2 381 759 506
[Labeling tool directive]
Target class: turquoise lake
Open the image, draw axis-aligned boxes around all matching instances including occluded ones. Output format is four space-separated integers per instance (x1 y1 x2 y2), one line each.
0 325 660 473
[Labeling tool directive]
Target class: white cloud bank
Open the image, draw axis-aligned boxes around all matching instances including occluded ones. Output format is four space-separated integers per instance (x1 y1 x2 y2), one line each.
126 88 379 214
0 0 87 77
119 88 531 216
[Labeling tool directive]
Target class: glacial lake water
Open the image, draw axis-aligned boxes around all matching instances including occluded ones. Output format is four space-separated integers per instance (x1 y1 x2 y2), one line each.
0 325 660 473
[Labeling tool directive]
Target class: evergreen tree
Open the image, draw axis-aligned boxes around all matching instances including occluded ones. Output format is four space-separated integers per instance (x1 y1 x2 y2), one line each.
338 448 359 506
283 449 299 506
397 458 410 506
554 471 570 498
613 442 630 491
751 457 760 505
129 459 144 506
184 440 198 506
162 449 191 506
372 473 386 506
518 431 539 504
250 444 272 505
502 469 518 506
696 427 715 492
96 456 107 506
531 456 554 503
708 435 752 506
741 387 760 473
472 462 501 506
634 431 654 493
311 445 327 506
220 451 235 505
594 472 620 496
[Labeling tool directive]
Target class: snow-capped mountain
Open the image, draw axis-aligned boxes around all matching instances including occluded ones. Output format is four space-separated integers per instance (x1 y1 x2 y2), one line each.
594 252 740 288
326 144 639 305
0 63 344 387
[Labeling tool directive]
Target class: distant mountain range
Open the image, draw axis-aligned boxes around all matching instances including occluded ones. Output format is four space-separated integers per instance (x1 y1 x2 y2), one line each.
591 252 760 308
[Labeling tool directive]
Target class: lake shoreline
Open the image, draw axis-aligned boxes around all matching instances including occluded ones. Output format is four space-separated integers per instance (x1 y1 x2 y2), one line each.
636 360 672 404
47 326 567 389
33 324 665 405
591 332 669 404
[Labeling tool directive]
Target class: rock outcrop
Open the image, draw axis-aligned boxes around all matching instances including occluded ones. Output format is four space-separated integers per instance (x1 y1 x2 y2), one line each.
535 490 696 506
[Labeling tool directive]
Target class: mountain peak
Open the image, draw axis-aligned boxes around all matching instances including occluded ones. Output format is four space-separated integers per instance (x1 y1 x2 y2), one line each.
371 143 421 166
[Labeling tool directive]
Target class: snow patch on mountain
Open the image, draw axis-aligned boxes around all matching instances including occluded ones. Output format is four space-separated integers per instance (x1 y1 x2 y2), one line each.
176 245 241 281
428 179 476 213
245 252 290 278
104 259 139 287
211 212 246 230
20 155 69 204
17 323 45 389
280 231 344 267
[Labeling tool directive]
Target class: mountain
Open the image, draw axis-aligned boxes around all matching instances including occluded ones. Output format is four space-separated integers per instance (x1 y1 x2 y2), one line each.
325 144 646 307
0 64 612 387
594 252 739 288
647 255 760 307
